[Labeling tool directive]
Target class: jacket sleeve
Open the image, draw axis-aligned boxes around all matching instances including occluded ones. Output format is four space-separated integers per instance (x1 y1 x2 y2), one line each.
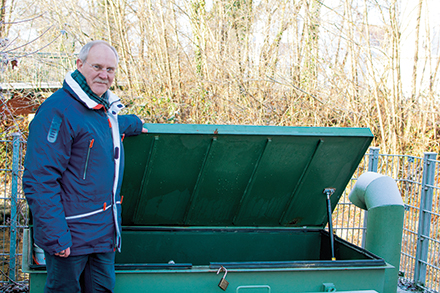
118 114 143 137
23 102 73 255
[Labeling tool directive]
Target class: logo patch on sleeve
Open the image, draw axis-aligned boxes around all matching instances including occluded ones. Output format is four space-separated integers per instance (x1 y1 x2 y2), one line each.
47 115 62 143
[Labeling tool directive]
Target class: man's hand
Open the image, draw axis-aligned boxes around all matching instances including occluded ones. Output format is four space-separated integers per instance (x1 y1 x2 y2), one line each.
55 247 71 258
140 119 148 133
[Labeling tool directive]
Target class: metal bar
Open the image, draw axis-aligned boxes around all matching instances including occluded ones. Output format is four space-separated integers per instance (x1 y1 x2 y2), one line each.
414 152 437 286
324 188 336 260
184 137 216 224
399 155 422 283
133 136 159 223
8 133 20 282
368 147 380 172
233 138 271 225
332 227 364 230
279 139 324 224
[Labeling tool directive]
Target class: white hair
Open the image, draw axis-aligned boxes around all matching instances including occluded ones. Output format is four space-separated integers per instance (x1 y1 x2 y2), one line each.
78 40 119 64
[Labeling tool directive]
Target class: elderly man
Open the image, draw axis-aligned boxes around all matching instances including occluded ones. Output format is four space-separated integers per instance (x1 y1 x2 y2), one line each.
23 40 147 292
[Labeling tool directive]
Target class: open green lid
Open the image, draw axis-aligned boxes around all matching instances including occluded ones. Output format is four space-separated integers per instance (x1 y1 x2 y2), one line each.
121 124 373 228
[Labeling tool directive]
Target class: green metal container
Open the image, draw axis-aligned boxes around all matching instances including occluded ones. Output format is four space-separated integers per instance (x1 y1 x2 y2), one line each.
23 124 392 293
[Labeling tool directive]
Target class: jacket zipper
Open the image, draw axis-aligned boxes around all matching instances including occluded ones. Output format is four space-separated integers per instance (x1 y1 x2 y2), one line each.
83 139 94 180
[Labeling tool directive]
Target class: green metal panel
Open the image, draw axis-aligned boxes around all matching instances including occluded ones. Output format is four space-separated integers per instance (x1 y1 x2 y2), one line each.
111 268 386 293
23 124 392 293
121 124 373 228
27 267 386 293
116 229 323 265
113 228 382 266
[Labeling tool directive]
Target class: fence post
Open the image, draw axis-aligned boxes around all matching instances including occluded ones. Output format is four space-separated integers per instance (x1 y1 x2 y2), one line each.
414 152 437 287
361 147 380 248
368 147 380 173
9 132 20 282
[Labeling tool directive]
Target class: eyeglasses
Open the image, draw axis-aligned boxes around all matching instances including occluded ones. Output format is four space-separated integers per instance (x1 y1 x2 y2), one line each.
84 61 116 74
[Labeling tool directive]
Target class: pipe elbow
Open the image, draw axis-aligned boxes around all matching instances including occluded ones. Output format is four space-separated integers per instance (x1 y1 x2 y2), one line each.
349 172 403 210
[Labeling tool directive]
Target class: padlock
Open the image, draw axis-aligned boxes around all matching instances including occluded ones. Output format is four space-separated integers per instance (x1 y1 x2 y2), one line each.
218 277 229 291
217 266 229 291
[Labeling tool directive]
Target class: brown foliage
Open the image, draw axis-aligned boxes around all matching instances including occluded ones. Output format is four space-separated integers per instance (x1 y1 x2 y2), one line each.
1 0 439 155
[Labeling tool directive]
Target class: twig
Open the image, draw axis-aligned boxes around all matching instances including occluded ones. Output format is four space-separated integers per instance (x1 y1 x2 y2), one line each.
1 13 45 25
4 25 56 56
266 75 325 105
0 268 20 286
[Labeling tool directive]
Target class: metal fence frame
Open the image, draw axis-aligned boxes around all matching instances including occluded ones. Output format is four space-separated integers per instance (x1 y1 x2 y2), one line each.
0 133 27 284
0 136 439 292
334 147 440 292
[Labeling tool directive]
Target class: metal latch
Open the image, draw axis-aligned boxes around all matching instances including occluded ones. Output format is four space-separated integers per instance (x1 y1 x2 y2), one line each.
323 283 336 292
217 266 229 291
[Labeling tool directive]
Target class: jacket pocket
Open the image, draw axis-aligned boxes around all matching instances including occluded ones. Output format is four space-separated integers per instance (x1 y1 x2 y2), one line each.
65 202 111 221
83 138 95 180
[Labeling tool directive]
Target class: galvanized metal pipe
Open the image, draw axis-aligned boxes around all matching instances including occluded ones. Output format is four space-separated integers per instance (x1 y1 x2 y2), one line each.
349 172 404 293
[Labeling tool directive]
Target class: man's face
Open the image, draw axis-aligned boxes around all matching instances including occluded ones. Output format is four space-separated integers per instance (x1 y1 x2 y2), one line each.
77 44 117 97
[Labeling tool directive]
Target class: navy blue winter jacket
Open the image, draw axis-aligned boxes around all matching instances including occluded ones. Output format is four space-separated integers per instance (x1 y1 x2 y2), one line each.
23 73 143 256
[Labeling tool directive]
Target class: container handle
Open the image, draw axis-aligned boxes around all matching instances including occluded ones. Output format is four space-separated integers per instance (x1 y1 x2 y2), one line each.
236 285 271 292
